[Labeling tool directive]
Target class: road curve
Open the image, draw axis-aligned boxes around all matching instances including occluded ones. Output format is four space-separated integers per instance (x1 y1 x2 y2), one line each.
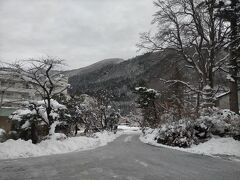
0 134 239 180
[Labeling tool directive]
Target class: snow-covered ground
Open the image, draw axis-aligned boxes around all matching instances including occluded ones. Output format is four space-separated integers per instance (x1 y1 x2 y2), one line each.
140 131 240 161
118 125 140 133
0 131 119 160
0 126 140 160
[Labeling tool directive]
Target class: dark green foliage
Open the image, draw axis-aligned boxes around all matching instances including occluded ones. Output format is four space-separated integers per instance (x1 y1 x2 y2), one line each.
134 87 160 128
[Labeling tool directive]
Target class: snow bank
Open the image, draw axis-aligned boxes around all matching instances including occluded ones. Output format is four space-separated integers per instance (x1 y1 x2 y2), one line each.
140 131 240 160
188 137 240 157
118 125 140 133
0 126 140 160
0 131 121 159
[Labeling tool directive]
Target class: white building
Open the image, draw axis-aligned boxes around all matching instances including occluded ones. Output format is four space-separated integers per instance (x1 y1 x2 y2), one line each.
0 68 68 108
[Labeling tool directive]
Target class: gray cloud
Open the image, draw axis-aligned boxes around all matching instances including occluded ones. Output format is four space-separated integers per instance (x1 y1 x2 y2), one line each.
0 0 155 69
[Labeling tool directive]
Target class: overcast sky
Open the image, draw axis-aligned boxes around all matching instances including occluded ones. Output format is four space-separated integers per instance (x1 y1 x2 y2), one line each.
0 0 155 69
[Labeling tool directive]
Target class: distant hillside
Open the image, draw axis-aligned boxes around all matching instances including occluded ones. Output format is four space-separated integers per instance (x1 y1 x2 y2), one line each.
68 49 194 93
64 58 124 77
67 50 228 115
67 50 192 114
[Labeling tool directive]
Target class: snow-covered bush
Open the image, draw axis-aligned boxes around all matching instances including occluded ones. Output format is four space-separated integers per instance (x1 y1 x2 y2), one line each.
196 108 240 138
155 120 197 148
144 108 240 148
75 94 102 133
0 128 6 142
61 94 104 134
9 99 70 143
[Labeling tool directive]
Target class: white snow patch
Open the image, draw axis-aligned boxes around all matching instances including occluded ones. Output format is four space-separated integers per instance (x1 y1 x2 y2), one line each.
118 125 140 134
226 74 235 82
10 109 34 121
21 121 30 129
0 129 5 136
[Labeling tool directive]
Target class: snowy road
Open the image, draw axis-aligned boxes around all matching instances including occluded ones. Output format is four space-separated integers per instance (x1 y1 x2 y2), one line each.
0 134 240 180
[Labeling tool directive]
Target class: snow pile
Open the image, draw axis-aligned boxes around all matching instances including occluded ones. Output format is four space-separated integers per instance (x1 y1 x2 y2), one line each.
0 131 121 159
140 133 240 159
118 125 141 134
140 108 240 159
141 108 240 148
189 137 240 157
0 124 141 159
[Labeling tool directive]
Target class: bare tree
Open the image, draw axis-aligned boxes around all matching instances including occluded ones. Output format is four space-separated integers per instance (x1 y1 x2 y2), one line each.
137 0 230 107
12 58 69 126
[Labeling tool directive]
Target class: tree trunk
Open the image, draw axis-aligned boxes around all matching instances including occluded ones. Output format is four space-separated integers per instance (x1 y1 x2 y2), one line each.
31 122 39 144
74 124 78 136
229 0 239 114
46 98 53 125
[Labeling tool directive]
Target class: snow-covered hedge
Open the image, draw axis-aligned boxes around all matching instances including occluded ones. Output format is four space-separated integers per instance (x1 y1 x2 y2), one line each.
196 108 240 138
152 120 196 148
8 99 70 143
143 108 240 148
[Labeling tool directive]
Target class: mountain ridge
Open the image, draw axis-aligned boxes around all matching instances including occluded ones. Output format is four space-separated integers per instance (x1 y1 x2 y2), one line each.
64 58 124 77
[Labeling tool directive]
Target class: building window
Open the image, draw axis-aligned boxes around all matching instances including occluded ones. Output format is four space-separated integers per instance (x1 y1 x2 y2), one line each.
1 81 8 87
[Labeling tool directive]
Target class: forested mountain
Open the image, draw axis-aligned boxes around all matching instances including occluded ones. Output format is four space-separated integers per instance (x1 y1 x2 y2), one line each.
67 49 228 115
68 49 195 93
64 58 124 77
66 50 189 114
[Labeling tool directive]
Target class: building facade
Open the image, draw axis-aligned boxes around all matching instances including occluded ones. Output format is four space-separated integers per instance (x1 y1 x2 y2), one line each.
0 68 68 132
0 70 42 108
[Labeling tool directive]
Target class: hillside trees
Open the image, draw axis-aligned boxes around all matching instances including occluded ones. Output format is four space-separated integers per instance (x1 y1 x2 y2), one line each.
137 0 232 108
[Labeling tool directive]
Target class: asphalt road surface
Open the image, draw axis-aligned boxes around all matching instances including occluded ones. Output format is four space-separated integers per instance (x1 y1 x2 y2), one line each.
0 134 240 180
